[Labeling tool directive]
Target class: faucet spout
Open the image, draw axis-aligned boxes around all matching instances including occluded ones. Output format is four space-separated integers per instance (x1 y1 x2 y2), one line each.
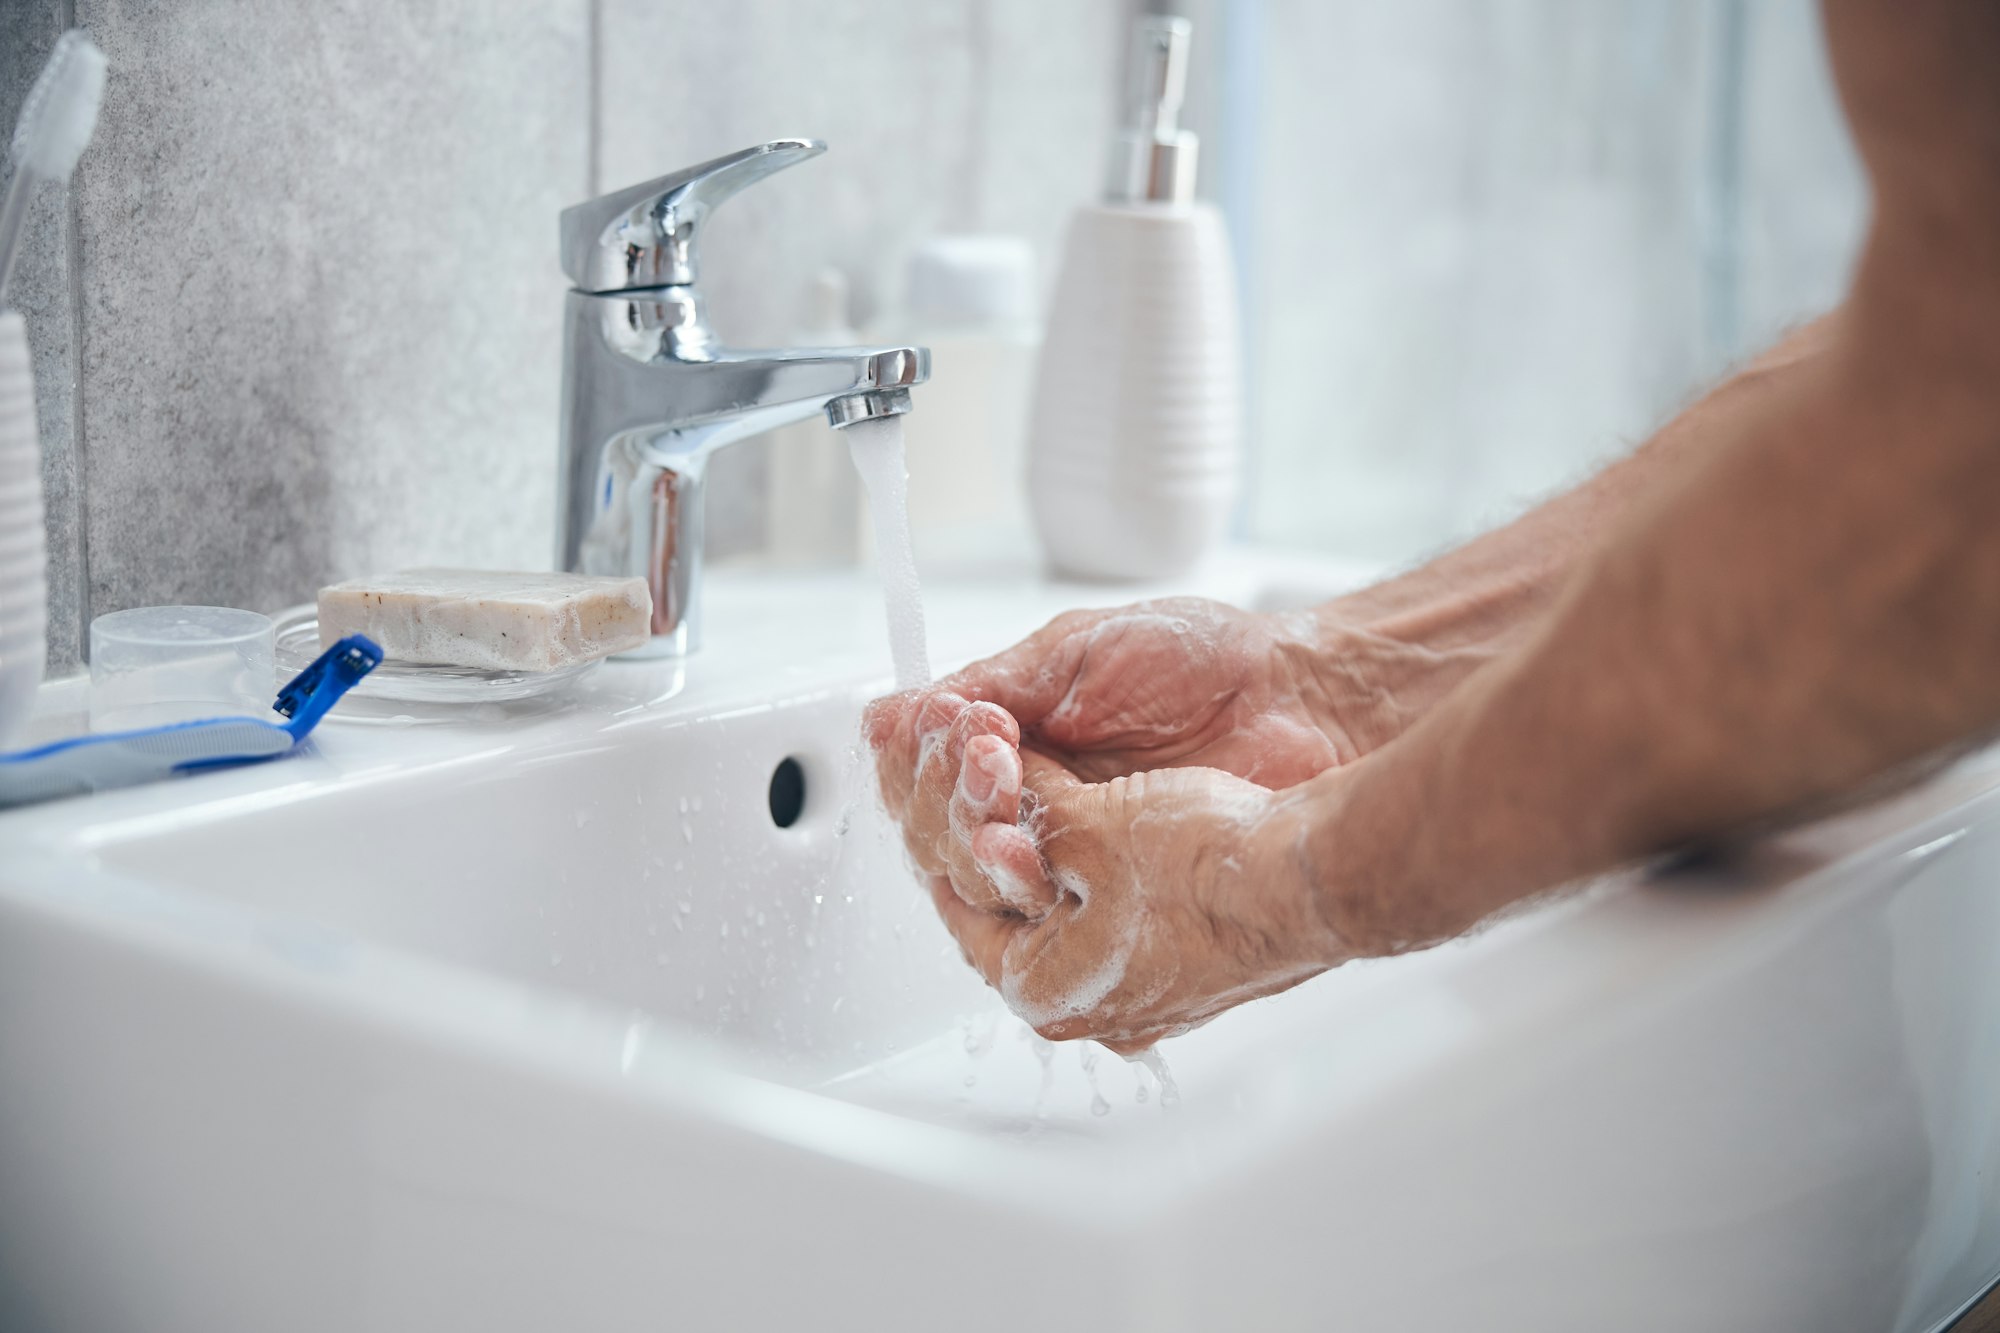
665 344 928 452
554 142 932 658
556 286 928 657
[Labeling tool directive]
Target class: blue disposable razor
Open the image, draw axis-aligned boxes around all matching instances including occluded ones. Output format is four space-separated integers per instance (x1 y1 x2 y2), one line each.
0 635 382 809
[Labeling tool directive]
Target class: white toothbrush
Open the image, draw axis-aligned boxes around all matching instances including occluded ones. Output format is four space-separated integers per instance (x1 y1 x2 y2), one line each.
0 29 106 310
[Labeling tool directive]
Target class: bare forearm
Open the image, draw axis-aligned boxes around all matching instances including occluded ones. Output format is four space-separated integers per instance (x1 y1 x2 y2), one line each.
1297 284 2000 952
1278 0 2000 951
1300 317 1841 753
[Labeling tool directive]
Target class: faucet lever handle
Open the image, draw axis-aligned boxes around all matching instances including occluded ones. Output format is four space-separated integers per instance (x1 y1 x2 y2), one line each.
559 138 826 293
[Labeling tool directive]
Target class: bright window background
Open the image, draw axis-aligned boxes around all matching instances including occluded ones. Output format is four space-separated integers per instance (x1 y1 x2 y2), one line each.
1197 0 1865 563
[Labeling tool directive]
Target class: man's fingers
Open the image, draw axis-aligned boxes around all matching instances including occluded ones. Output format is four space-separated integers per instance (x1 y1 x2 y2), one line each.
900 700 1015 876
948 734 1021 837
917 701 1015 823
861 692 908 751
944 612 1096 731
938 728 1045 917
927 874 1023 989
968 820 1059 916
1018 747 1087 803
864 688 964 820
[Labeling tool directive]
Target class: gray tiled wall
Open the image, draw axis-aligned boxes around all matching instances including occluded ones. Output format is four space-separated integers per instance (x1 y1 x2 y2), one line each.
3 0 1130 674
1241 0 1864 561
1 0 1863 676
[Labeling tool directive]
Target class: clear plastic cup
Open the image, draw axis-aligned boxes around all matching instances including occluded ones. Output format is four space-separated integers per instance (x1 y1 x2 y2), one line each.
89 606 275 733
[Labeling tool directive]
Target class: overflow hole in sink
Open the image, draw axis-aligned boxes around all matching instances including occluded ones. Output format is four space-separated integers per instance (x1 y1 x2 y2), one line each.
768 756 808 829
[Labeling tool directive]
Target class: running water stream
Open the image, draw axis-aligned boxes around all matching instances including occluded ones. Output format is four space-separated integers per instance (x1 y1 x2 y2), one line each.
844 415 932 691
809 415 931 909
837 416 1182 1116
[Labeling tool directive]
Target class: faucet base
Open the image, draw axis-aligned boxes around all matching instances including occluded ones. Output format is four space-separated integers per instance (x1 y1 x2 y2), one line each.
615 629 693 660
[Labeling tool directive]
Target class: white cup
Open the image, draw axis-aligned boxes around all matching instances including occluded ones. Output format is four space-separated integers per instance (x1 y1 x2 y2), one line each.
0 311 46 749
89 606 275 733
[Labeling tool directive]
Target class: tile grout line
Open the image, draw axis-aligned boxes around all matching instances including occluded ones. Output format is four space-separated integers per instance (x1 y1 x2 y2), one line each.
585 0 602 199
61 0 90 664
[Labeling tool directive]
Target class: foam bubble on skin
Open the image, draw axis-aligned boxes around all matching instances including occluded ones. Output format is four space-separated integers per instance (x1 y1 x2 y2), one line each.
1231 711 1340 786
983 853 1049 916
999 901 1144 1031
1050 864 1092 906
1043 613 1202 732
1001 771 1297 1046
913 718 952 785
947 737 1018 842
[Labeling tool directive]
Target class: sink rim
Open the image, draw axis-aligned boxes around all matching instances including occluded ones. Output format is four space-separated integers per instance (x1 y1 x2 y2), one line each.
9 685 2000 1214
7 556 2000 1232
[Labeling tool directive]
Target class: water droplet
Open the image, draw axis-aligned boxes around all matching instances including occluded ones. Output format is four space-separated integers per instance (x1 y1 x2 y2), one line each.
681 823 694 844
1090 1093 1111 1117
574 810 590 829
678 796 689 815
549 952 562 966
694 983 705 1003
720 921 730 938
963 1073 977 1088
1131 1048 1182 1112
676 900 692 915
755 910 767 928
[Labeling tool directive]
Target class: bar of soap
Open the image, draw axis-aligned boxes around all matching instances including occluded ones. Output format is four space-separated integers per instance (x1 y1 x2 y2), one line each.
317 569 652 671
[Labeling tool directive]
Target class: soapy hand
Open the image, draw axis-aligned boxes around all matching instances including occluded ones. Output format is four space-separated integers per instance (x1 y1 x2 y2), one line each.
879 598 1361 789
864 598 1388 914
921 757 1340 1053
861 598 1388 1045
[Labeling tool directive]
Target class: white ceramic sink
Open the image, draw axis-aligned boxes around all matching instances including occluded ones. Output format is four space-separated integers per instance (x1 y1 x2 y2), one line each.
3 555 1999 1332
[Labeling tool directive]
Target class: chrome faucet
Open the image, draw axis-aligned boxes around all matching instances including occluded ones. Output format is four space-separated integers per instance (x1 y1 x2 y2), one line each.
555 139 929 656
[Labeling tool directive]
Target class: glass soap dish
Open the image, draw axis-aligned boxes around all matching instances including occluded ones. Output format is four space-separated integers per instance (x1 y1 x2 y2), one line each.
272 605 602 708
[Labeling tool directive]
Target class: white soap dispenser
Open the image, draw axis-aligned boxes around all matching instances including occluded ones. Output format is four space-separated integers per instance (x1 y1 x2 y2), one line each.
1027 13 1241 581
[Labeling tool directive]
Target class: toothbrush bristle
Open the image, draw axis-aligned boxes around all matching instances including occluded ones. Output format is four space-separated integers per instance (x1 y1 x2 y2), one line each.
11 30 106 183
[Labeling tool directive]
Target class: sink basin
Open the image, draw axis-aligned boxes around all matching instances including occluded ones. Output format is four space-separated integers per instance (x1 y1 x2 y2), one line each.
3 555 1998 1332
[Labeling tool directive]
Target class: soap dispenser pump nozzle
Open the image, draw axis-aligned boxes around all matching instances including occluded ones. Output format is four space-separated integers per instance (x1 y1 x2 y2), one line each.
1108 14 1199 206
